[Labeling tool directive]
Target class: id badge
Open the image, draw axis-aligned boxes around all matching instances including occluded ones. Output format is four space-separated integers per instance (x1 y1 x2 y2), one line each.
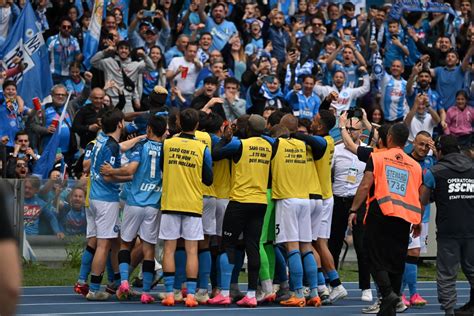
346 168 357 183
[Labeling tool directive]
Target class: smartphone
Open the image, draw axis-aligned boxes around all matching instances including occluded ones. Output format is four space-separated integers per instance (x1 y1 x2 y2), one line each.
143 10 155 17
264 75 275 83
344 34 351 41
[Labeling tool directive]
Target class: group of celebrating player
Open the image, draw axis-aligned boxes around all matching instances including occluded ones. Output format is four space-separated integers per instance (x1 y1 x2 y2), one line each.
73 106 349 308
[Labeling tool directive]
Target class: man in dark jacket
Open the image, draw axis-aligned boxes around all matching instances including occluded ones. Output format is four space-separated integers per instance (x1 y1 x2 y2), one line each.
421 135 474 316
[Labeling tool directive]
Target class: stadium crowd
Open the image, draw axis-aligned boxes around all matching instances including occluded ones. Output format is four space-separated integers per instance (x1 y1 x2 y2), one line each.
0 0 474 315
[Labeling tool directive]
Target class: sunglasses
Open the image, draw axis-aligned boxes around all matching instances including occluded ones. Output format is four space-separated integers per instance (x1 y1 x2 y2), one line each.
313 23 322 26
62 25 72 30
346 127 361 132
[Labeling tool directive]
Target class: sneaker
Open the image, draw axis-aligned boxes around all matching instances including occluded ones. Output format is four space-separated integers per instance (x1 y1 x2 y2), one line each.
303 286 311 299
257 292 276 304
116 281 130 300
410 293 427 307
318 288 331 305
237 295 257 307
181 288 188 297
195 291 210 304
161 293 175 306
105 282 118 295
185 294 198 307
329 285 348 303
86 291 111 301
74 282 89 297
401 294 411 307
379 292 399 315
141 293 155 304
280 295 306 307
275 287 291 303
230 288 245 302
307 295 322 307
362 299 381 314
208 293 232 305
174 289 184 303
454 301 474 315
396 297 408 313
210 288 220 298
361 289 373 302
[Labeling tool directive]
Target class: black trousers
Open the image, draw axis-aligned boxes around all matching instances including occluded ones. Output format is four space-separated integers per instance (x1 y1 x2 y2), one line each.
328 195 371 290
221 201 266 291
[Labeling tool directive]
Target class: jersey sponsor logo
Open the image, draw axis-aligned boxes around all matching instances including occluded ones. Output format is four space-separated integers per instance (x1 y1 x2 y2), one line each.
139 183 162 192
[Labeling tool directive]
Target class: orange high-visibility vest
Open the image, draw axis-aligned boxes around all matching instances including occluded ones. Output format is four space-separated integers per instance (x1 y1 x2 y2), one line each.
368 147 422 224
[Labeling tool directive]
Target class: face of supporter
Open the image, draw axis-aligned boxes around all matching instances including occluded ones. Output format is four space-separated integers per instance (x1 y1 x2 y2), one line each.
416 99 426 113
461 1 471 15
118 45 130 59
3 85 17 98
388 22 399 35
297 125 308 134
70 189 85 210
328 5 340 20
145 31 158 44
342 47 354 64
103 95 112 107
50 170 61 180
60 21 73 37
390 60 404 77
272 13 285 28
245 4 256 17
212 5 226 24
445 52 458 67
82 17 91 29
413 134 431 158
251 22 261 36
200 34 212 50
302 77 315 95
68 8 78 22
225 83 238 97
231 38 241 51
139 25 149 37
308 2 318 15
163 0 172 9
150 47 162 63
346 118 362 142
185 44 198 62
298 0 307 12
204 82 217 96
271 58 279 71
312 18 323 35
417 72 431 88
90 89 105 109
438 37 452 52
105 16 117 31
24 180 37 198
70 67 81 81
16 134 30 151
456 94 467 110
343 6 355 18
211 62 224 76
333 71 345 88
16 160 28 178
209 50 222 63
375 10 386 25
266 78 280 93
52 87 68 106
114 10 123 24
325 41 337 54
372 109 382 123
177 36 190 52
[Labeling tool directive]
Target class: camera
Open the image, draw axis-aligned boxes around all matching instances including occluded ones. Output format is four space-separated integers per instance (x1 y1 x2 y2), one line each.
347 107 363 118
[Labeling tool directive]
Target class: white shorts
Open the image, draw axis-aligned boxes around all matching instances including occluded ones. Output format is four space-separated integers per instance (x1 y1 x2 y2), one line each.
275 198 312 243
203 197 217 235
309 199 324 241
88 200 121 239
159 213 204 241
317 197 334 239
215 198 229 236
420 222 429 254
121 204 161 245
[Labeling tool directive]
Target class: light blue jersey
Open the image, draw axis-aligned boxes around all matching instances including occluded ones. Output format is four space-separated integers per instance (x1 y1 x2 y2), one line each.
380 72 409 121
126 139 163 208
90 132 121 202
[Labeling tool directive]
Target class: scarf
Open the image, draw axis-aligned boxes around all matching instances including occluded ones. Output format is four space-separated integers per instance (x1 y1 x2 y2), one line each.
284 59 315 90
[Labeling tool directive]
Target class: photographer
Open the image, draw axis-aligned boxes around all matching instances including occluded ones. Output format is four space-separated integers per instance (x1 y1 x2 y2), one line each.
6 131 38 177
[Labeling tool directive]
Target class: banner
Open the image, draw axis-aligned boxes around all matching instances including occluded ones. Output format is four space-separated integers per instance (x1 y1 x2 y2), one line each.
83 0 104 69
0 1 53 103
389 0 457 21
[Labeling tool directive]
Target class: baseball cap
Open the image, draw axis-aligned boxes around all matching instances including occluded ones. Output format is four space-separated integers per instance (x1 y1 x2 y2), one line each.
146 25 158 34
248 114 266 133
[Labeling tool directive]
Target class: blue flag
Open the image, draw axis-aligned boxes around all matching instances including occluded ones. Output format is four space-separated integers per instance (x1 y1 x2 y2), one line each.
0 1 53 103
83 0 104 69
75 0 84 18
33 93 72 179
